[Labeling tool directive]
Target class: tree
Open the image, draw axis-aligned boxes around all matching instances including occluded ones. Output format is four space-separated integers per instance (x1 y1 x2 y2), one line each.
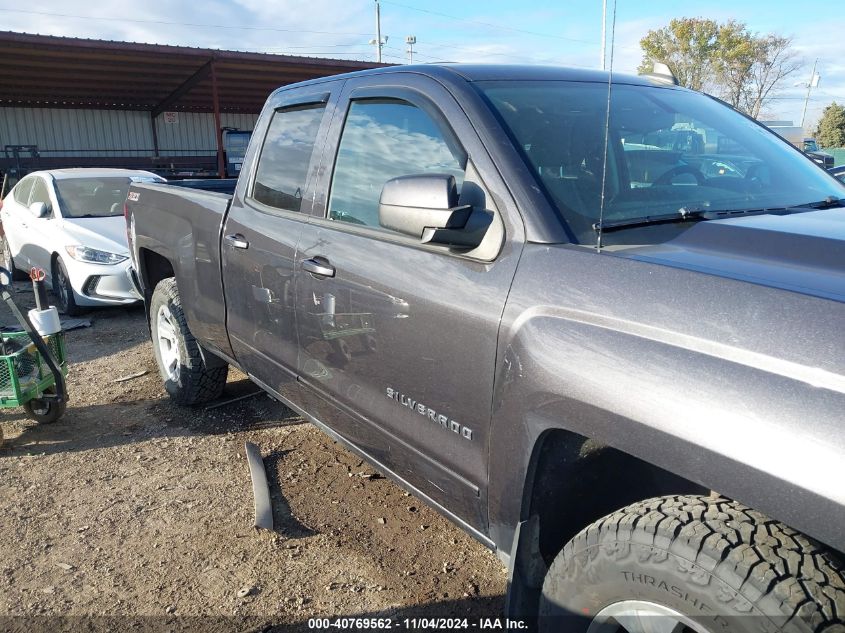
712 21 757 110
741 35 802 119
639 18 802 119
638 18 719 92
815 102 845 148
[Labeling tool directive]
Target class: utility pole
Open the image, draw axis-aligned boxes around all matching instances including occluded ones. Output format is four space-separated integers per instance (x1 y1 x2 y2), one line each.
406 35 416 64
600 0 607 70
369 0 387 63
800 58 819 130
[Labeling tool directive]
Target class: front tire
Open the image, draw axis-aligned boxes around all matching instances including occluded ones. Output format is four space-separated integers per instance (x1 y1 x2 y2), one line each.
150 278 228 406
539 495 845 633
52 258 84 316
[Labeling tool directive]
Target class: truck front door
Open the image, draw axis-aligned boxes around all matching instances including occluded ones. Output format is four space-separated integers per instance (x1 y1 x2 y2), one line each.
293 77 524 533
221 85 340 397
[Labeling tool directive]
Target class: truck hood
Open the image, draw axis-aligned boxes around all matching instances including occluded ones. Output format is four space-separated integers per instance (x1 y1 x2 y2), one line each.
624 209 845 302
60 216 129 255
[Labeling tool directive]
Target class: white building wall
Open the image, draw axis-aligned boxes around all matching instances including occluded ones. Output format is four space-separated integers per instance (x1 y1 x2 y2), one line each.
0 108 259 158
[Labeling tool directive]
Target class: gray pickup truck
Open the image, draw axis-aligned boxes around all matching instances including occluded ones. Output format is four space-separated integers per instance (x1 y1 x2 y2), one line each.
125 64 845 631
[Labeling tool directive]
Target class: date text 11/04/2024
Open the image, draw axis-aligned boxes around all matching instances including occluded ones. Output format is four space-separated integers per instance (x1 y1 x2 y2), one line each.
307 618 529 630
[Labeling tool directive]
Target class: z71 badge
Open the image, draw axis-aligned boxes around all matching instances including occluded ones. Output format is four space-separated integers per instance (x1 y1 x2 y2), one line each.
385 387 473 441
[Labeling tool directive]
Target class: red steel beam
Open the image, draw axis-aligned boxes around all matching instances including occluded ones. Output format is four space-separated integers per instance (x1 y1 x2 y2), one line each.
210 60 225 178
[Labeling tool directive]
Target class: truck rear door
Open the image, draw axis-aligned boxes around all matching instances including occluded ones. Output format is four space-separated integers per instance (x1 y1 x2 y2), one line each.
292 74 525 534
221 83 342 398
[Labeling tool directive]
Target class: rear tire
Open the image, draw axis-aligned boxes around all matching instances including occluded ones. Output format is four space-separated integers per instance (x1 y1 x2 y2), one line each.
539 495 845 633
150 278 228 406
1 236 26 281
52 258 84 316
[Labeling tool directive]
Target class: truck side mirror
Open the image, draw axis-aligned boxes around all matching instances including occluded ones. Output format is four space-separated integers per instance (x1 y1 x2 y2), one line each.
378 174 485 248
28 202 50 218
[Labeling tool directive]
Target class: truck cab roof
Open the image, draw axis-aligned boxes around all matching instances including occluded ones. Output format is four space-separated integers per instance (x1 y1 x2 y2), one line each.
267 63 679 97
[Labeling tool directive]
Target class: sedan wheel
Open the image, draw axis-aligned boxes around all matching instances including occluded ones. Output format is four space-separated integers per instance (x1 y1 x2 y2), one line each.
53 259 83 316
0 237 25 281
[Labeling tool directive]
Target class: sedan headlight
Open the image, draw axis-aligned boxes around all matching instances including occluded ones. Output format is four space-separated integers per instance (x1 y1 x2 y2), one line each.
65 245 128 265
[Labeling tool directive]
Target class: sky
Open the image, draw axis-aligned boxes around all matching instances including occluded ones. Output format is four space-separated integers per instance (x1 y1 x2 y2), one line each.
1 0 843 129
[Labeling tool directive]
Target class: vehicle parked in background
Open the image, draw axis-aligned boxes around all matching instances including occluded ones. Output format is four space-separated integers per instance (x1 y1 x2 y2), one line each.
802 138 835 168
830 164 845 183
0 168 164 315
222 129 252 178
127 64 845 630
761 122 835 168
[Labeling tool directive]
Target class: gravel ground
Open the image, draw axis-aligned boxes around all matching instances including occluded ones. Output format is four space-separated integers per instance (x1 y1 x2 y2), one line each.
0 284 506 631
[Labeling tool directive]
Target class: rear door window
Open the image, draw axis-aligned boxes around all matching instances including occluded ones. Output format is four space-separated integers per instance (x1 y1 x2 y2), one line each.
250 104 326 213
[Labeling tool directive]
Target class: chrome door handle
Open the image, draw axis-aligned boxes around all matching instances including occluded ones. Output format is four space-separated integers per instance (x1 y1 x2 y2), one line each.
224 233 249 249
302 257 335 278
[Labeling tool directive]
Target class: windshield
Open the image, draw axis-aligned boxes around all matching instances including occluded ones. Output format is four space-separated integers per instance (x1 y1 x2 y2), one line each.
479 80 845 245
54 176 161 218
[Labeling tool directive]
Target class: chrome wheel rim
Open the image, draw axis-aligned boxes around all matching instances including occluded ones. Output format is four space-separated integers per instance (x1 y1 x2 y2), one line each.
2 239 12 271
156 305 181 381
56 264 69 309
587 600 712 633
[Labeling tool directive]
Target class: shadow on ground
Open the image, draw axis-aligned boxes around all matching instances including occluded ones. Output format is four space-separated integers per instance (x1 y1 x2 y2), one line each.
0 595 511 632
0 377 301 457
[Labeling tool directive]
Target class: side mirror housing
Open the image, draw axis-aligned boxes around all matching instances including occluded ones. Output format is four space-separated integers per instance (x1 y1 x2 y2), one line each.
378 174 482 248
28 202 50 218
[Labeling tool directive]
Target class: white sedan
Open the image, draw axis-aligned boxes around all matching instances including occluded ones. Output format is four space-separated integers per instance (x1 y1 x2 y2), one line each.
0 168 165 315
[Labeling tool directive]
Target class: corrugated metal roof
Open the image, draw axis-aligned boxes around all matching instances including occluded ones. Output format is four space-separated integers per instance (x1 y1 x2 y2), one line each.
0 31 388 113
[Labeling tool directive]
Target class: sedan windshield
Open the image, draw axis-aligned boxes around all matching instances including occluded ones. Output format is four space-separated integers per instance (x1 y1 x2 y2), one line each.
54 176 159 218
478 80 845 245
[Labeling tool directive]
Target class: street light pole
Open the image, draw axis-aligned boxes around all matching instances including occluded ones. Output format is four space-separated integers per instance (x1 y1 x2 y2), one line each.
373 0 383 63
406 35 416 64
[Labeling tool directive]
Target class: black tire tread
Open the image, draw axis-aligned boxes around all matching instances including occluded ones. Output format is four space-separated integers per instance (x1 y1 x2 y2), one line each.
151 278 227 406
53 258 84 316
23 398 66 423
555 495 845 631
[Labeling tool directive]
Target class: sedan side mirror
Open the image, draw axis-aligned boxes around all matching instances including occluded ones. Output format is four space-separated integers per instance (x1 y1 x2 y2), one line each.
378 174 484 248
28 202 51 218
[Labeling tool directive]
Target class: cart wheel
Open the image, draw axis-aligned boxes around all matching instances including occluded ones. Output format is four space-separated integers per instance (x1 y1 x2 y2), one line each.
331 338 353 365
24 389 65 424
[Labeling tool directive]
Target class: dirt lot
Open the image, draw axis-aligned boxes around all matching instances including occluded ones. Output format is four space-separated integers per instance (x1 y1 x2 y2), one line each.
0 283 506 631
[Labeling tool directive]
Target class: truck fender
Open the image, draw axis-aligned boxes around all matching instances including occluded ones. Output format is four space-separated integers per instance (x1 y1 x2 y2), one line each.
488 307 845 571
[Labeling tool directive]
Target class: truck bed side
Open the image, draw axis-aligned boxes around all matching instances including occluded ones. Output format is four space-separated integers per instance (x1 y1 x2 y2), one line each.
127 182 233 359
